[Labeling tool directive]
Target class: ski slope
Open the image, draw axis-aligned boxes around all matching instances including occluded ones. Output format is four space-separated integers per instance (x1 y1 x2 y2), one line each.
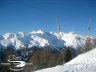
35 48 96 72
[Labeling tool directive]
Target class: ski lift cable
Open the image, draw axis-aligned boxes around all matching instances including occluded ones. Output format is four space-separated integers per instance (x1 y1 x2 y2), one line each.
14 0 73 24
14 0 56 17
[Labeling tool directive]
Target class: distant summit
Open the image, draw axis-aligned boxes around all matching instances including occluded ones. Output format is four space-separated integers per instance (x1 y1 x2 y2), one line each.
0 30 95 50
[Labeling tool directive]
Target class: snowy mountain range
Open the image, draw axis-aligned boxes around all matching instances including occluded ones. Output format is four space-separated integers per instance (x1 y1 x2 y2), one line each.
0 30 96 72
0 30 95 50
35 48 96 72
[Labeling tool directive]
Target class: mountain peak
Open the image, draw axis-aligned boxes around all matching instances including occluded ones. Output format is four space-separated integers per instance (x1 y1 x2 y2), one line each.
0 30 94 50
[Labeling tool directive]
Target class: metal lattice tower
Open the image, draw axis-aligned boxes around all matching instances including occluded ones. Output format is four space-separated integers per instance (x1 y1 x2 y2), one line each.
56 16 61 32
87 18 93 36
87 17 94 58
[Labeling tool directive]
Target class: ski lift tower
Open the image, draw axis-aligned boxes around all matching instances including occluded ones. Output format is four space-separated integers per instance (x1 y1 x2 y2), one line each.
56 16 61 41
87 18 92 36
87 17 94 58
56 16 61 33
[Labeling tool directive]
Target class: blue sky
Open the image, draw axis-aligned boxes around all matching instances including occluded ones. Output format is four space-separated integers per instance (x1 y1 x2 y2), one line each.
0 0 96 36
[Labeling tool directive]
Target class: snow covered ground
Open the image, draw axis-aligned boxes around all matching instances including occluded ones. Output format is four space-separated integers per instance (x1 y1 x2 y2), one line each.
35 48 96 72
0 30 94 50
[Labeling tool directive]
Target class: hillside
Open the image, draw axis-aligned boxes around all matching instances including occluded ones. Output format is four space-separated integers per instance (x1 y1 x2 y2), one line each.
35 48 96 72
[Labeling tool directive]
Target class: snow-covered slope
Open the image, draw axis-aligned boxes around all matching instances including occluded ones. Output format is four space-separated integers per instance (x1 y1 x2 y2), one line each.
0 30 94 49
35 48 96 72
